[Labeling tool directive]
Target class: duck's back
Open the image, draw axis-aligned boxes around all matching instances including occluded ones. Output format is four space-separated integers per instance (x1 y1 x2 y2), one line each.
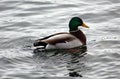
45 33 82 49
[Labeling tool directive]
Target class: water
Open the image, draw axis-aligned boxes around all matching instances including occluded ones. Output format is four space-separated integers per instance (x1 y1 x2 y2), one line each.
0 0 120 78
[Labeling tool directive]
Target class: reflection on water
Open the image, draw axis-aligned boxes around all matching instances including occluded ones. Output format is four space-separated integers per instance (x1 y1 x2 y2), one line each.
33 47 87 77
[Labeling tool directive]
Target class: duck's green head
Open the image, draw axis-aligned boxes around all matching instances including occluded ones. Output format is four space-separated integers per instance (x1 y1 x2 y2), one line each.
69 17 89 31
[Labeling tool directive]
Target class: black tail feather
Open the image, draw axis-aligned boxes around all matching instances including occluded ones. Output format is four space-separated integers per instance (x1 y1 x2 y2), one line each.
33 41 47 47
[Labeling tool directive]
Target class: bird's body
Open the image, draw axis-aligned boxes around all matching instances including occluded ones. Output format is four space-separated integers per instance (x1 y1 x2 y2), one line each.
42 31 83 49
33 17 89 50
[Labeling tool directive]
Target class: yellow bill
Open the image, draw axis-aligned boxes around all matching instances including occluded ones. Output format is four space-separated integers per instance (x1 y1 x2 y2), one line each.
82 23 89 28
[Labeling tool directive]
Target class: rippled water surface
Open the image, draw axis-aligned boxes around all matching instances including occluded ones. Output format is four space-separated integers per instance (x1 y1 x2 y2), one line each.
0 0 120 79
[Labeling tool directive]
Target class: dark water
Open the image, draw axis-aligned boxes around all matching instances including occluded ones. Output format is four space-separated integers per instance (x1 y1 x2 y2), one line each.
0 0 120 78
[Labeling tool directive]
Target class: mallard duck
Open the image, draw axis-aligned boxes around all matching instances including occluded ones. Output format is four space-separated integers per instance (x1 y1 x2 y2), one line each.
33 17 89 50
